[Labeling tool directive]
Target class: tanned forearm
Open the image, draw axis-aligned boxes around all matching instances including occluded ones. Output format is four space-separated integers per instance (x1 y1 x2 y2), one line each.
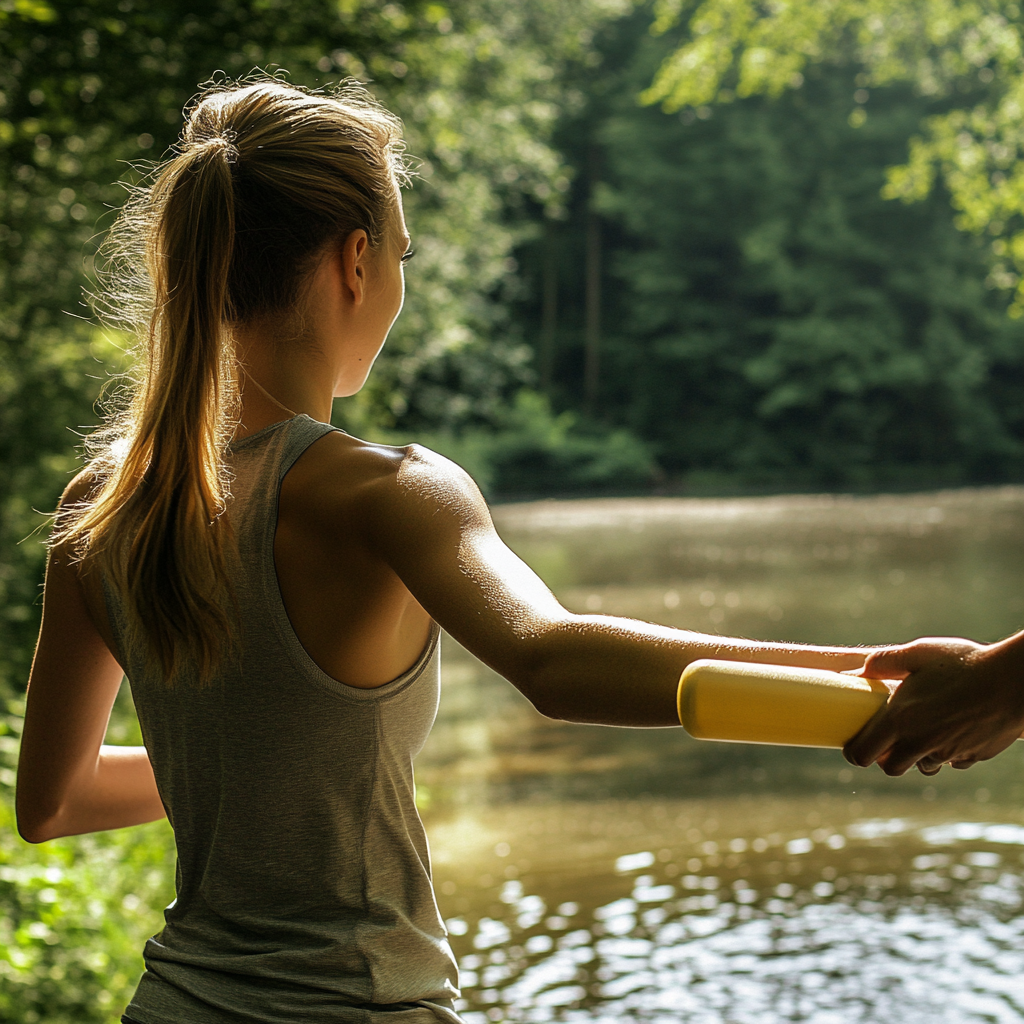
514 615 872 727
21 745 165 844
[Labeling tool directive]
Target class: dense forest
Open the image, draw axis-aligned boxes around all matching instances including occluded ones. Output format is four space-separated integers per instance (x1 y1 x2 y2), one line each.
2 3 1024 1013
513 7 1024 494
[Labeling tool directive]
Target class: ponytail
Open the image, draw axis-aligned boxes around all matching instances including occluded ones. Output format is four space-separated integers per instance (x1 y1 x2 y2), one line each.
55 78 406 684
60 135 241 682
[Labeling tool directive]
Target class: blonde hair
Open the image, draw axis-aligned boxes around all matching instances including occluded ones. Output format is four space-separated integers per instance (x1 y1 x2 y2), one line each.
57 77 407 682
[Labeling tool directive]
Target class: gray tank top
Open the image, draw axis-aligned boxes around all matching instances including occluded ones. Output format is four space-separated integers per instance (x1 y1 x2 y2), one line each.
108 414 462 1024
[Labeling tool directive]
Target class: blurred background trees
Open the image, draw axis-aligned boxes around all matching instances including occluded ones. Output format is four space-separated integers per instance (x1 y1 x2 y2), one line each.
518 3 1024 491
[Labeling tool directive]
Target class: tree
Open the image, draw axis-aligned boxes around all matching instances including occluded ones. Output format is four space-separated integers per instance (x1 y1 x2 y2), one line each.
511 3 1024 487
643 0 1024 315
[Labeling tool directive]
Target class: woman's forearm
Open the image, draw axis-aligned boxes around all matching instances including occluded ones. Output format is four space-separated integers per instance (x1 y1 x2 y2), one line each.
24 745 165 843
517 614 873 727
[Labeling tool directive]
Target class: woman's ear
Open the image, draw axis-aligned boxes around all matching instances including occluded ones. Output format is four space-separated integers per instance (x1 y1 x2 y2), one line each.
341 228 370 305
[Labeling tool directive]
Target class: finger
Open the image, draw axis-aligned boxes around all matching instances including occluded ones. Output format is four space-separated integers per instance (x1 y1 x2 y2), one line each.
950 758 978 770
843 704 899 767
862 645 920 680
876 740 935 777
916 760 942 776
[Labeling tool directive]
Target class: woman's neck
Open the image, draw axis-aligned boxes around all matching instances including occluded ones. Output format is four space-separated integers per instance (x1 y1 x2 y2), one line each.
233 324 336 439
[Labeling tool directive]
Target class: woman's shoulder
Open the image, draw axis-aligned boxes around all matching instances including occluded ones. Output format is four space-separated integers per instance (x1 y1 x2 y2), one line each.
50 465 106 557
59 465 104 507
286 429 489 533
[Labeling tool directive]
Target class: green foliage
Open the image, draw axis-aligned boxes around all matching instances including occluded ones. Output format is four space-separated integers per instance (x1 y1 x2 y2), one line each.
343 0 618 432
514 7 1024 487
644 0 1021 107
643 0 1024 313
407 390 658 495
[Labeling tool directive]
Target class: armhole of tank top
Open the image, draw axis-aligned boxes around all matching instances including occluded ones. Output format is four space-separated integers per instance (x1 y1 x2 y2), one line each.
263 417 441 703
98 572 128 671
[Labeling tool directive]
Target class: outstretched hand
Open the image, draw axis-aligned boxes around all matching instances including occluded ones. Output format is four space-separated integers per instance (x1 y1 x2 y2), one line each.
842 637 1024 777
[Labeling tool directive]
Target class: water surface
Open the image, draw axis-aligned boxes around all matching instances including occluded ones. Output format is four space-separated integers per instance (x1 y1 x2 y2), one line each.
417 488 1024 1022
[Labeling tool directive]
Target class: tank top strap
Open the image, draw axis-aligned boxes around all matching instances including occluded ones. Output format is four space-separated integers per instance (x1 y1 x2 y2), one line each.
227 413 342 558
229 413 341 486
273 413 343 481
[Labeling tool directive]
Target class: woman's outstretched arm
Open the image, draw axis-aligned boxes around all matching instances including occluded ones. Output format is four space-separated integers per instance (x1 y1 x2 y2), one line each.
364 446 873 727
16 479 166 844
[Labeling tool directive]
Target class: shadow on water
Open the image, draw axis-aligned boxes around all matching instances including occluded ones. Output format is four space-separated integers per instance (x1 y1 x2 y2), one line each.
417 488 1024 1022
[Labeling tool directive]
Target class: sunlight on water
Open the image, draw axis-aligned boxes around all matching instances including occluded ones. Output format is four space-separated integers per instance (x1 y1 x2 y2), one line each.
417 488 1024 1022
427 799 1024 1023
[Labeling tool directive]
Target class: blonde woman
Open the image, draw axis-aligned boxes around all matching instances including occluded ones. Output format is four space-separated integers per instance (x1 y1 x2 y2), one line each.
16 79 872 1023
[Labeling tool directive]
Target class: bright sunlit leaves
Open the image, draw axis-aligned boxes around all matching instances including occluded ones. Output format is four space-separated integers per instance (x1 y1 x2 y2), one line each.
643 0 1024 313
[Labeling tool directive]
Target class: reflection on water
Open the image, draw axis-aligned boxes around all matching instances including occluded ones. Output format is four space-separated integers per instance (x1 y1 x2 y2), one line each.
429 799 1024 1023
417 488 1024 1022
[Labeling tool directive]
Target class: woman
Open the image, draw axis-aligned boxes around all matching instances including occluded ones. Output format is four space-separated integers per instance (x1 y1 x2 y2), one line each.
16 79 873 1023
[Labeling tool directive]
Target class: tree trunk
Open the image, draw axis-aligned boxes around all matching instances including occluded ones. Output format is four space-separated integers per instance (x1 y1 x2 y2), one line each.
540 223 557 393
584 204 601 414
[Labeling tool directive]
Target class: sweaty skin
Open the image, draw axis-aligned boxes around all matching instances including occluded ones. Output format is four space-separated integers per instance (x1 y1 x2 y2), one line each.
843 632 1024 776
17 194 874 844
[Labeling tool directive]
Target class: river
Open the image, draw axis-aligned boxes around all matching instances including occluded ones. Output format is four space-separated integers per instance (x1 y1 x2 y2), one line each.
416 487 1024 1023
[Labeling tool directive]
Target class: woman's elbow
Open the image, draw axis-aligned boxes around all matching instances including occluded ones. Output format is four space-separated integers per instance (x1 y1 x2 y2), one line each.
505 632 582 722
17 817 56 845
509 665 577 722
520 687 563 721
15 796 63 844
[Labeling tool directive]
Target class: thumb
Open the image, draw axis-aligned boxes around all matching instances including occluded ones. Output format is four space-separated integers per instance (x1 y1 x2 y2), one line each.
862 644 925 680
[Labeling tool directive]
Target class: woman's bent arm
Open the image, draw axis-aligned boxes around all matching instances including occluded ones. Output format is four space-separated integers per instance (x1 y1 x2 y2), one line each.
363 446 872 727
16 536 165 844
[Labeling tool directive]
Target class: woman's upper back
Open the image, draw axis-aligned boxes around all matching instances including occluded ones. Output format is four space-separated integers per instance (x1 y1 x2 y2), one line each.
272 418 434 687
107 413 459 1018
78 410 437 690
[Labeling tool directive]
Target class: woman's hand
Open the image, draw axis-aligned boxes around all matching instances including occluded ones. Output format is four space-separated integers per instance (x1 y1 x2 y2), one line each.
843 633 1024 777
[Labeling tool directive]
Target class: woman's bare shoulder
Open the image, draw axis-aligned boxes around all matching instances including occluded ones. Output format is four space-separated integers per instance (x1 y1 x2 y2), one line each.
59 465 103 507
51 466 105 564
287 430 489 530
